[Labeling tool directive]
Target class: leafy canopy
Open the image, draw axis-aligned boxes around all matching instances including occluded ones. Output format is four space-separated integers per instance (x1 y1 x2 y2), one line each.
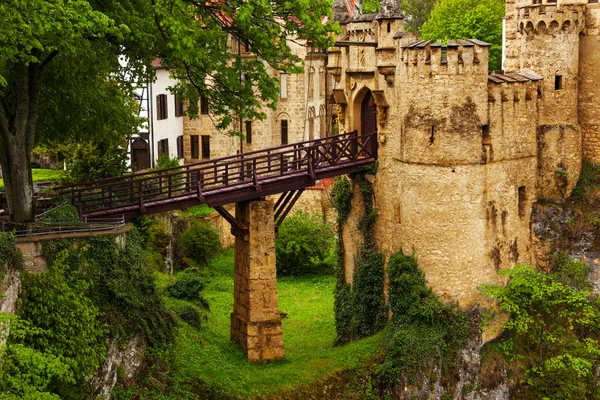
420 0 505 70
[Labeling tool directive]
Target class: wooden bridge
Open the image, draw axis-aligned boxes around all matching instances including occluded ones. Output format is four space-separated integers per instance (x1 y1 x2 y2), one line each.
57 130 377 362
57 131 377 223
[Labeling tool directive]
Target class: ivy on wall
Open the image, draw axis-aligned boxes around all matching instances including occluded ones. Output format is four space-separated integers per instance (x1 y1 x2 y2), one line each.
333 172 387 344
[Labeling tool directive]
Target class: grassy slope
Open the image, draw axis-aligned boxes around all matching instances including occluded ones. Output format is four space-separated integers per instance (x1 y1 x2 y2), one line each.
157 248 383 398
0 168 62 189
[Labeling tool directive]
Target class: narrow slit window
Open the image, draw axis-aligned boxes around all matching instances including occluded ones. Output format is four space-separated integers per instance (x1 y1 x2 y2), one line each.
555 75 563 90
518 186 527 219
482 125 491 145
200 96 209 114
429 126 435 145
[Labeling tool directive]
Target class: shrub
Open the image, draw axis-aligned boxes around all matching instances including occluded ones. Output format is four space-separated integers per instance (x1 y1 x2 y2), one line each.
275 211 336 276
481 263 600 399
177 306 204 329
40 204 80 225
178 221 221 268
167 273 206 303
60 141 128 184
156 153 181 169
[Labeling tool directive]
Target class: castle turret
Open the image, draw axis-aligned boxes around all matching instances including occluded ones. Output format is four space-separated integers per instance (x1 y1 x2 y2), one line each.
506 1 585 198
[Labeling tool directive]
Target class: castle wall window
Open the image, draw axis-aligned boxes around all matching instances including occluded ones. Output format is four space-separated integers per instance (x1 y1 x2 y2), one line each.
555 75 563 90
200 96 209 114
245 121 252 144
156 94 168 120
174 95 184 117
280 73 287 99
482 125 491 145
281 120 288 145
177 135 184 159
158 138 169 157
518 186 527 219
201 135 211 159
191 135 199 158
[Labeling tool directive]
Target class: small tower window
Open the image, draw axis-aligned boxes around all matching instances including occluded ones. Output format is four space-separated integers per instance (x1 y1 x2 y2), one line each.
555 75 563 90
387 22 391 33
482 125 491 145
429 126 435 145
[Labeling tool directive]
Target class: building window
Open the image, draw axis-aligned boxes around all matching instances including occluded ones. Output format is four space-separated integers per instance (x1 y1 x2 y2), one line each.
245 121 252 144
175 95 184 117
156 94 168 120
177 135 184 159
555 75 563 90
200 96 209 114
281 120 288 145
158 138 169 157
201 135 210 159
191 135 199 158
280 73 287 99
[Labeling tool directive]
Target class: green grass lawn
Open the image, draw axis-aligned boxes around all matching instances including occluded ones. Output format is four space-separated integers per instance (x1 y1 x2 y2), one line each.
184 204 215 217
157 248 383 398
0 168 62 189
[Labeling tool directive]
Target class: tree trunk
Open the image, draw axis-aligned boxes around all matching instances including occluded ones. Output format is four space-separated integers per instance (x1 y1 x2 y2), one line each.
0 134 35 223
0 62 41 223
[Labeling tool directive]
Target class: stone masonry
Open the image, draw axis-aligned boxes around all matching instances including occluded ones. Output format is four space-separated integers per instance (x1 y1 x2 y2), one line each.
230 200 284 361
330 0 600 308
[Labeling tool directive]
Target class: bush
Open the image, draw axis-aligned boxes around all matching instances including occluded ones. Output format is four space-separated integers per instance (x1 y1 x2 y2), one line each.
178 221 221 269
275 211 336 276
167 273 206 304
177 306 203 329
40 204 80 225
481 263 600 399
156 153 181 169
60 141 128 184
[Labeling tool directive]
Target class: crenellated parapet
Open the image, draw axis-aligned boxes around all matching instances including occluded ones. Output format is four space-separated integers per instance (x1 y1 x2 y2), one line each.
517 3 586 35
401 39 489 78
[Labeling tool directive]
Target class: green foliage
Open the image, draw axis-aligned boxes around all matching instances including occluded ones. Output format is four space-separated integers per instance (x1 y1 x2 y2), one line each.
571 160 600 204
420 0 505 70
60 140 129 184
481 263 600 399
156 153 181 169
275 211 336 276
40 204 80 225
332 175 353 225
381 251 470 385
185 204 215 217
334 175 387 344
362 0 438 34
166 272 210 311
177 305 204 329
178 221 221 268
0 232 16 267
1 250 107 399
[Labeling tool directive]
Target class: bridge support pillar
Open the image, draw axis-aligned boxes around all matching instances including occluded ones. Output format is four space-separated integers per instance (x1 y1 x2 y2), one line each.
230 199 284 362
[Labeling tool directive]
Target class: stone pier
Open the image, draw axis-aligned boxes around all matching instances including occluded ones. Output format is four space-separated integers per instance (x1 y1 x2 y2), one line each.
230 199 284 361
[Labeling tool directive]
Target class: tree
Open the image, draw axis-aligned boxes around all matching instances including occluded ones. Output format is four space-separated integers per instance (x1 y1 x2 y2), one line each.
0 0 336 222
362 0 437 34
420 0 504 70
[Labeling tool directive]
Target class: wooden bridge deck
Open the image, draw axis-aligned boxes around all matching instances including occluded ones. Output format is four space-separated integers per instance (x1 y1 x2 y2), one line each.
57 131 377 220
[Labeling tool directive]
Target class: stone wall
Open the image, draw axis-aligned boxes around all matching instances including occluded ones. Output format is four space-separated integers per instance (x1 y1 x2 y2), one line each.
579 3 600 163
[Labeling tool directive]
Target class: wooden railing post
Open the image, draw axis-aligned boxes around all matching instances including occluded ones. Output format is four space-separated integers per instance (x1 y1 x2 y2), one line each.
138 180 144 212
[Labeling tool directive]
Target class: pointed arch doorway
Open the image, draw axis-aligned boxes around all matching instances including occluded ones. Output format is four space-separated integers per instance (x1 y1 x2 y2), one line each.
360 90 378 157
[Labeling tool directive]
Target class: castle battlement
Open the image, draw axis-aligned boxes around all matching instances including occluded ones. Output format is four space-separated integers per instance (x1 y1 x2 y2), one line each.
517 3 586 34
487 72 543 103
401 39 490 77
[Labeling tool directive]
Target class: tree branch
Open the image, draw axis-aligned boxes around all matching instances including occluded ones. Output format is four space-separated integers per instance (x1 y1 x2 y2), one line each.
39 50 59 71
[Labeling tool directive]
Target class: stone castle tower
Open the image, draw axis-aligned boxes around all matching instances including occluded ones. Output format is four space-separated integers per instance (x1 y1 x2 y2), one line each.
330 0 600 306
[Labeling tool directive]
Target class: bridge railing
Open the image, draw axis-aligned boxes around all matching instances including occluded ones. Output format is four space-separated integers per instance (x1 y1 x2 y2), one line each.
57 131 377 215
